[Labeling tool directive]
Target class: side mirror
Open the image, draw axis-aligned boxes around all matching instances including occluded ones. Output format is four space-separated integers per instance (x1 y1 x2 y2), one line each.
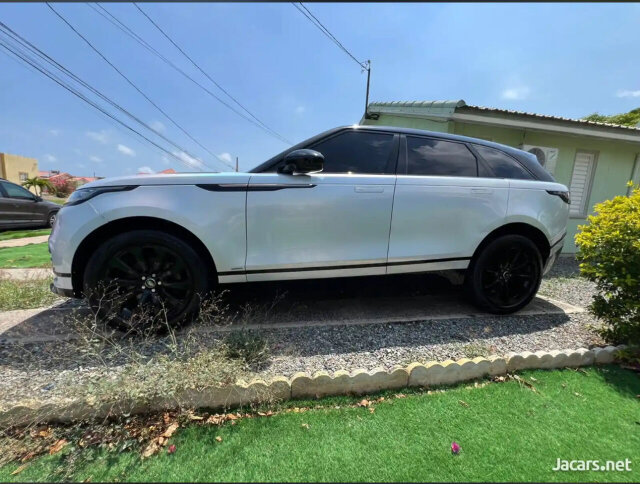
279 149 324 175
35 196 43 202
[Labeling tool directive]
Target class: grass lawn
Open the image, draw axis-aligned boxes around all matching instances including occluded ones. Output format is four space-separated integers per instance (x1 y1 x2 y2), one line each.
0 229 51 242
1 366 638 482
42 196 67 205
0 242 51 268
0 278 60 311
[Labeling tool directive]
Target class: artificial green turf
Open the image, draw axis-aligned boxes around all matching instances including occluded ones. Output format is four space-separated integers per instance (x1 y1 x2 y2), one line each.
0 242 51 268
1 366 639 482
0 229 51 242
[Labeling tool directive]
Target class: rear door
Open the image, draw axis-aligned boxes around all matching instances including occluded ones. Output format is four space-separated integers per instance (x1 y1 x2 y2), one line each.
245 129 398 281
387 135 509 274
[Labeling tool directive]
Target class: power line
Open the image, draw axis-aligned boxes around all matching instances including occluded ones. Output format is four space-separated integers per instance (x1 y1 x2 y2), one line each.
133 2 292 145
0 39 196 170
89 4 291 148
45 2 229 171
0 23 209 171
292 2 369 71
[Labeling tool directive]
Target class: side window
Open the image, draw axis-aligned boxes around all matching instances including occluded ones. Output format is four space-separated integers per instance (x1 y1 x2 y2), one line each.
474 145 533 180
406 136 477 177
1 181 35 200
310 131 395 174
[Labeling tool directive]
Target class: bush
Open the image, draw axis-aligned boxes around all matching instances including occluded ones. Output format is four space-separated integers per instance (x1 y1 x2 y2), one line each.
575 184 640 344
49 177 75 197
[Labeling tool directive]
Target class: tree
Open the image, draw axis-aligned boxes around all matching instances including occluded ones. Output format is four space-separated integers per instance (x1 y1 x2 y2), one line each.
582 107 640 127
21 176 52 196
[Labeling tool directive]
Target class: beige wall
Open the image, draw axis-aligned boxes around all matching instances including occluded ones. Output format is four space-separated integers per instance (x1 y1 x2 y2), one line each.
0 153 39 193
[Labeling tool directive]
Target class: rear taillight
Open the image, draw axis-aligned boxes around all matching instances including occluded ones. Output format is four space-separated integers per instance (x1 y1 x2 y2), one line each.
547 190 570 204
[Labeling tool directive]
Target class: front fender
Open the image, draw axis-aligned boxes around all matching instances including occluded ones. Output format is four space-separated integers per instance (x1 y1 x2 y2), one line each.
88 184 247 274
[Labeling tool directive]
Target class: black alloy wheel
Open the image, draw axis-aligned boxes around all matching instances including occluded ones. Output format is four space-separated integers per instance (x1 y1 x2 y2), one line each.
83 230 209 331
466 234 542 314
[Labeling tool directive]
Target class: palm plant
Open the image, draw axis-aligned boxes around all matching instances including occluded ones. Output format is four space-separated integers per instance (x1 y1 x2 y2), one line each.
21 176 52 196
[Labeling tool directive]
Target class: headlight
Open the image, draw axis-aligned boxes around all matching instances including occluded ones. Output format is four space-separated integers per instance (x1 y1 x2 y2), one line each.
65 186 137 206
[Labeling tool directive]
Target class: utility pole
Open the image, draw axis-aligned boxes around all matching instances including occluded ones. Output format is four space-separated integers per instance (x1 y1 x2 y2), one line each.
235 156 239 173
364 60 372 119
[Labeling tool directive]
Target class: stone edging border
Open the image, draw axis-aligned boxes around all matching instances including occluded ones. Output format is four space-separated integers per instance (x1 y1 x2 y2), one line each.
0 345 625 427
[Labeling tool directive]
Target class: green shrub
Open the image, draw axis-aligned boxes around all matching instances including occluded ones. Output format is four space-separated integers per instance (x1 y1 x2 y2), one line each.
575 184 640 344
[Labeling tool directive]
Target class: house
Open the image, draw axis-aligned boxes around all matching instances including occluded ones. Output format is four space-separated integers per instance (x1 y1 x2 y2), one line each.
0 152 39 193
360 100 640 253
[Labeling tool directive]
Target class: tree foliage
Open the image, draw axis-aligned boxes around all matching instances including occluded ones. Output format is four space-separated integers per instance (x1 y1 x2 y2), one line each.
582 107 640 127
49 176 74 197
575 184 640 344
21 177 51 196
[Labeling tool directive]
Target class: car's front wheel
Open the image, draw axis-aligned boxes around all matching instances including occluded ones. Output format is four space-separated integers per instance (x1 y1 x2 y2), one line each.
465 234 542 314
83 230 209 331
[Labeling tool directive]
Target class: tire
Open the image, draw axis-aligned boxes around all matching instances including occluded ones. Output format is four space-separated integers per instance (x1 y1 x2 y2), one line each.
465 234 542 314
83 230 210 332
47 211 58 228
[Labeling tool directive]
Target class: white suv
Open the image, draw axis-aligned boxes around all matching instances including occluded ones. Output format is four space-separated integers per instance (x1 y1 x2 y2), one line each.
49 126 569 328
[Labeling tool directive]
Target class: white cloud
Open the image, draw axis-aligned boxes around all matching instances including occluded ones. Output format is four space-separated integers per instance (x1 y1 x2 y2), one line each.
49 129 60 136
160 151 208 171
218 152 233 164
89 155 103 163
501 86 530 100
117 144 136 157
86 130 109 144
150 120 166 132
295 105 305 114
616 89 640 98
137 166 154 174
174 151 206 170
76 163 86 169
44 154 57 162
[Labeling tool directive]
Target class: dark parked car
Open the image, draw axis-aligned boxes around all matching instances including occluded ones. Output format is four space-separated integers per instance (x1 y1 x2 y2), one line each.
0 178 60 229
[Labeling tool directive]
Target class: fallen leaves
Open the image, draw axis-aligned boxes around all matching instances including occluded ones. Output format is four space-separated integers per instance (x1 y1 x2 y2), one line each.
458 400 470 408
162 423 179 439
11 464 28 476
215 436 223 442
167 444 177 454
301 423 310 430
49 439 68 455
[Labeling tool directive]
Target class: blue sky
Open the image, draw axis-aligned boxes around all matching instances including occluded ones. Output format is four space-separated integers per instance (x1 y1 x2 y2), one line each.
1 2 639 177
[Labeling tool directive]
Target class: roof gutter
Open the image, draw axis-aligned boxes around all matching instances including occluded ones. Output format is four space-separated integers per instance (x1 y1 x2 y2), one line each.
451 113 640 144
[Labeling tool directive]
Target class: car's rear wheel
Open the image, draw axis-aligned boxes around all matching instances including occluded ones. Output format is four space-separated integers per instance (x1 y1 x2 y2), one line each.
83 230 209 332
465 234 542 314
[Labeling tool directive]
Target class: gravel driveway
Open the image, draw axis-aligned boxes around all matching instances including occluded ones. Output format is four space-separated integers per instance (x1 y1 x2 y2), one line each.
0 255 603 409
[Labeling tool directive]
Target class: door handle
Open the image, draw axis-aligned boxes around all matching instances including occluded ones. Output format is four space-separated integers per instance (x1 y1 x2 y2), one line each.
355 186 384 193
471 188 493 194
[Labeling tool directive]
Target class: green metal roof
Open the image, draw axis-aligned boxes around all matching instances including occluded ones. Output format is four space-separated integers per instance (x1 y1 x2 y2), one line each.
368 100 640 133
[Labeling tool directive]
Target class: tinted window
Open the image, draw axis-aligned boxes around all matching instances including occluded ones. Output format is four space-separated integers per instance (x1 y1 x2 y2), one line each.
1 181 35 199
310 131 395 174
406 137 477 177
474 145 533 180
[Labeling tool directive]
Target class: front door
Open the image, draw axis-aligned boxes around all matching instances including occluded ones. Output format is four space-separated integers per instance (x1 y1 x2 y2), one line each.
0 181 41 226
245 129 399 281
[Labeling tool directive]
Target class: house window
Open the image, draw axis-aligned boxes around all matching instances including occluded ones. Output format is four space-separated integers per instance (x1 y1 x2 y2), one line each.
569 150 597 217
19 172 28 182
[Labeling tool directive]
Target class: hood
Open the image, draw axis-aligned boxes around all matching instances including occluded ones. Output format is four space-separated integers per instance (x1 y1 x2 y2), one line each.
80 171 251 189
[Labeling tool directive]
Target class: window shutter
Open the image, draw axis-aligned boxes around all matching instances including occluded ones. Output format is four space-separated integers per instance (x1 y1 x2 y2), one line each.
569 151 596 217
